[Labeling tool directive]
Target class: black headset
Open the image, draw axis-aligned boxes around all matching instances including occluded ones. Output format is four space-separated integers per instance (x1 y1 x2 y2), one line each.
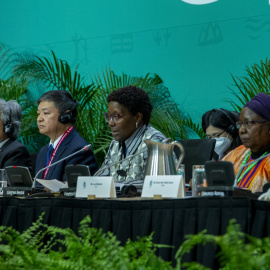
58 100 79 124
216 108 238 136
4 104 14 135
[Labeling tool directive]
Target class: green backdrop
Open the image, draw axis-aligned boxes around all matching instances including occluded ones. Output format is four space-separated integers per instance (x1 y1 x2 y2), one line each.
0 0 269 122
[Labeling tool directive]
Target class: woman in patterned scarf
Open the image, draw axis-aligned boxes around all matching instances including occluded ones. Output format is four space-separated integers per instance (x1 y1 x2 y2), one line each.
96 85 166 182
223 93 270 193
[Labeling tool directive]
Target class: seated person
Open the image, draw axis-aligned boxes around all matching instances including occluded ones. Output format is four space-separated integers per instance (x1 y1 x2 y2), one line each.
97 85 166 182
223 93 270 193
202 108 242 160
0 99 32 172
35 90 98 188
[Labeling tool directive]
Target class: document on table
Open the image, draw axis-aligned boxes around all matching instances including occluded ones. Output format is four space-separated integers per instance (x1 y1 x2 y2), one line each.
36 179 68 192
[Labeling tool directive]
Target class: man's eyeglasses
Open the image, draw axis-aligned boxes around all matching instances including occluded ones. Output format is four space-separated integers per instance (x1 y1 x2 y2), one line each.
205 130 225 139
103 113 123 123
236 120 268 129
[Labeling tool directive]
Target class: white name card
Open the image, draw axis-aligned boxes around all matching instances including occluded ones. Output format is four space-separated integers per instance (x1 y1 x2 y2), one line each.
141 175 184 198
75 176 116 198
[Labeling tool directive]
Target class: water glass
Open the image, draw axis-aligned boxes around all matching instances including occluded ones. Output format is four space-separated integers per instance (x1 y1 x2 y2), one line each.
177 164 185 189
192 165 206 197
0 169 7 196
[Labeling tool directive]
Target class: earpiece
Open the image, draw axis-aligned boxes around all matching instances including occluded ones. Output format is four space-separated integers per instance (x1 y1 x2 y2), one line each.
216 109 238 136
4 122 14 134
58 100 79 124
4 104 14 134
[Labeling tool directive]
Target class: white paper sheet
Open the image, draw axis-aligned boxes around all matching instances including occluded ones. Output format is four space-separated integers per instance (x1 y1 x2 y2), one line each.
36 179 68 192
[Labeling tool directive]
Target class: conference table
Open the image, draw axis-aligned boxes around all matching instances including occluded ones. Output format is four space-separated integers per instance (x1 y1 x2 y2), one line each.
0 196 269 269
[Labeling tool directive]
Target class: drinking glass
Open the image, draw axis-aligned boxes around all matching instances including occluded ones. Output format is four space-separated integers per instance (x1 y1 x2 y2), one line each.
192 165 206 197
0 169 7 196
177 164 185 193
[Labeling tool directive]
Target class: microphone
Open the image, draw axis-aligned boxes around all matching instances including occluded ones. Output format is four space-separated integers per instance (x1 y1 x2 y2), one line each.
82 144 92 151
94 149 147 176
233 152 270 187
32 144 92 188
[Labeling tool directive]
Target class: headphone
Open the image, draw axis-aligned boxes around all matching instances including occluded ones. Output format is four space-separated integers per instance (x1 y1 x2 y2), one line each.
216 108 238 136
4 104 14 135
58 100 79 124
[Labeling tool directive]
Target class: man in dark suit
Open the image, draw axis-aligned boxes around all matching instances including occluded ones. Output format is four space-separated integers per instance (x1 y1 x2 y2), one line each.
35 90 98 188
0 99 32 171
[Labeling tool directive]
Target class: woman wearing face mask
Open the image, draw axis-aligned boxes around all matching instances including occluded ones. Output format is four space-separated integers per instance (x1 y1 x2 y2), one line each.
202 108 242 160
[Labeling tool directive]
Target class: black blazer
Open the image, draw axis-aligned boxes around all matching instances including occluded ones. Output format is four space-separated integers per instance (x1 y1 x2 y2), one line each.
35 128 98 186
0 139 32 171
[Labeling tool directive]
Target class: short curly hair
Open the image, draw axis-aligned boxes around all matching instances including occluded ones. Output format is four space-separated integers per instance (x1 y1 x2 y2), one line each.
107 86 153 125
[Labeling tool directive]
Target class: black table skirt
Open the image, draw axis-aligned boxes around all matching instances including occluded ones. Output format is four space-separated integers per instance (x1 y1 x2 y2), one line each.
0 197 269 268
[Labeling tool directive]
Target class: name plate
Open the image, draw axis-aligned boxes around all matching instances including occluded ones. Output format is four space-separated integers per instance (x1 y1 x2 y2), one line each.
75 176 116 198
3 187 32 197
141 175 184 198
198 186 234 197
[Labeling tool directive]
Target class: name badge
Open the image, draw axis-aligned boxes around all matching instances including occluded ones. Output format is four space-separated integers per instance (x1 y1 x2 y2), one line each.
75 176 116 198
141 175 184 198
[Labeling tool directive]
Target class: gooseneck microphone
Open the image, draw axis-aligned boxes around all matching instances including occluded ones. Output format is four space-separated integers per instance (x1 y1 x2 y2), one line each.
32 144 92 188
233 152 270 187
94 149 147 176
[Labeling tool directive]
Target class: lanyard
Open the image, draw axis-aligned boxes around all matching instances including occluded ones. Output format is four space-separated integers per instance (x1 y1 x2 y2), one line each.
42 126 74 179
237 150 268 184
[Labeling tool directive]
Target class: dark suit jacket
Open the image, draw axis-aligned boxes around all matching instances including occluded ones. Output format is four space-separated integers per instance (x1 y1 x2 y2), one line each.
35 129 98 187
0 139 32 171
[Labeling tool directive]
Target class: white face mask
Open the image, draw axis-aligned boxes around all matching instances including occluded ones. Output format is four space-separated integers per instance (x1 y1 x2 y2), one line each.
214 136 232 157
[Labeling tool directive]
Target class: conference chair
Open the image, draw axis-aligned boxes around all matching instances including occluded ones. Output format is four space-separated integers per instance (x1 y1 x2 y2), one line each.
30 152 38 177
174 139 216 183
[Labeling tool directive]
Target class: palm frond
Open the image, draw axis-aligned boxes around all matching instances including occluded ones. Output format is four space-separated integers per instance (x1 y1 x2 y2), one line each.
133 73 163 89
92 68 134 92
0 43 15 80
13 51 89 93
225 58 270 110
182 115 205 139
150 104 188 141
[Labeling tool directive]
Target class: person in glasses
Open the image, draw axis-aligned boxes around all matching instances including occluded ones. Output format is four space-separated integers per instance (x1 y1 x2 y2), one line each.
223 93 270 192
35 90 98 188
202 108 242 160
97 85 166 182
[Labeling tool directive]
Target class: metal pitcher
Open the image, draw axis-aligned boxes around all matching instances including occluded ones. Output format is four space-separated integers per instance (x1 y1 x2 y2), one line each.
144 139 185 176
